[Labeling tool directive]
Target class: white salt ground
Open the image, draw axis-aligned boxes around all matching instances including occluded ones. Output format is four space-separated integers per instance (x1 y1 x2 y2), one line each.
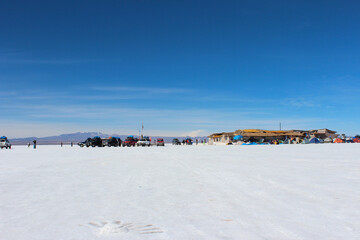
0 144 359 240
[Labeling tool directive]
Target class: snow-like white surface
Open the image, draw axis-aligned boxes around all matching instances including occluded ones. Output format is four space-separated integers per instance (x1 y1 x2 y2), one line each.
0 144 359 240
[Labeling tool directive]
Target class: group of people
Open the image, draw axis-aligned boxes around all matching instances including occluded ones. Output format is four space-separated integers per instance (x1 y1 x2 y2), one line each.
181 139 206 145
28 140 37 149
28 141 74 148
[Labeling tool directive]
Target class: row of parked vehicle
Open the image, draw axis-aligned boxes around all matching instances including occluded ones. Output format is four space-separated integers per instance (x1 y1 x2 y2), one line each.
78 136 165 147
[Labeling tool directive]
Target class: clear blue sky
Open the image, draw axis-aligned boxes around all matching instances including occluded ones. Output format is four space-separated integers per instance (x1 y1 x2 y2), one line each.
1 0 359 137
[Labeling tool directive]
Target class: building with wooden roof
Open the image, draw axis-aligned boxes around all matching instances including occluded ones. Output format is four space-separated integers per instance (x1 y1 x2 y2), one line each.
308 129 338 139
208 132 234 145
208 128 338 144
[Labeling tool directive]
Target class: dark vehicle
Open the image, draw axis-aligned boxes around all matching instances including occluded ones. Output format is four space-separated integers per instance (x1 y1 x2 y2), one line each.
91 136 103 147
78 136 103 147
156 138 165 146
172 138 181 145
123 136 137 147
78 137 92 147
185 138 193 145
105 137 122 147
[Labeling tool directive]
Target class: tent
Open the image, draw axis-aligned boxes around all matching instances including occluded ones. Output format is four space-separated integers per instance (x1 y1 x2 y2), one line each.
353 138 360 143
309 137 321 144
233 135 243 140
334 138 344 143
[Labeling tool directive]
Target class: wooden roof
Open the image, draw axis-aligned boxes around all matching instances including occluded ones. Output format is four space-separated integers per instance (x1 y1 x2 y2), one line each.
209 128 336 138
234 129 305 137
243 132 304 137
208 129 329 138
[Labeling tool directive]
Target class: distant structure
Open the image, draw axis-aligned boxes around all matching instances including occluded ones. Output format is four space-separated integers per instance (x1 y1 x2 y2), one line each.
208 129 338 145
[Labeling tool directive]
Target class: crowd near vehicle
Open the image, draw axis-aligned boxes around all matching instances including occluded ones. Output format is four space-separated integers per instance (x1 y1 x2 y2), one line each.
156 138 165 146
172 138 181 145
184 138 193 145
0 136 11 149
137 136 151 147
123 136 137 147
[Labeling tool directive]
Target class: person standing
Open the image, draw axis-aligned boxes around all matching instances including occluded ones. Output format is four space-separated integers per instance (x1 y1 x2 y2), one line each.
71 142 73 147
33 140 37 149
61 142 63 147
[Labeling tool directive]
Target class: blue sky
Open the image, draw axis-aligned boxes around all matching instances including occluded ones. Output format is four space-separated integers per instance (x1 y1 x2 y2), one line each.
1 0 359 137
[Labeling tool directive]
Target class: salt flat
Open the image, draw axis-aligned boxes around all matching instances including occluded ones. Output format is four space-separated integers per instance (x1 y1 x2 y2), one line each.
0 144 359 240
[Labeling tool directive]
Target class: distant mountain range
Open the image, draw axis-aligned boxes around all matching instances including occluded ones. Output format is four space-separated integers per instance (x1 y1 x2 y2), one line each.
9 132 207 145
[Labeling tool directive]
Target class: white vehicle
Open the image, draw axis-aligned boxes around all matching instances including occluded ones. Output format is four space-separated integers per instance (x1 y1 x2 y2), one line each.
0 137 11 149
137 137 151 147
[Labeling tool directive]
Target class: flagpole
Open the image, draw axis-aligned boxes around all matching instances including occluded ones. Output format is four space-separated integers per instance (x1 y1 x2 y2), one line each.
141 122 144 138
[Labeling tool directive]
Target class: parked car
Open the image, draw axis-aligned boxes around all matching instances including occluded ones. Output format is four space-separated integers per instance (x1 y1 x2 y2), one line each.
78 137 92 147
172 138 181 145
78 137 103 147
123 136 137 147
137 136 151 147
91 136 103 147
0 136 11 149
104 137 122 147
156 138 165 146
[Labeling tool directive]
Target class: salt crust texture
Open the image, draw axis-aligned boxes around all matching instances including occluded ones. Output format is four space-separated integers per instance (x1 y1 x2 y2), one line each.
0 144 359 240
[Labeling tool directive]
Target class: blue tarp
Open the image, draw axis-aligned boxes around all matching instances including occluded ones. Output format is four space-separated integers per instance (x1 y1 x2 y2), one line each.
309 137 321 144
233 135 243 140
242 142 258 145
